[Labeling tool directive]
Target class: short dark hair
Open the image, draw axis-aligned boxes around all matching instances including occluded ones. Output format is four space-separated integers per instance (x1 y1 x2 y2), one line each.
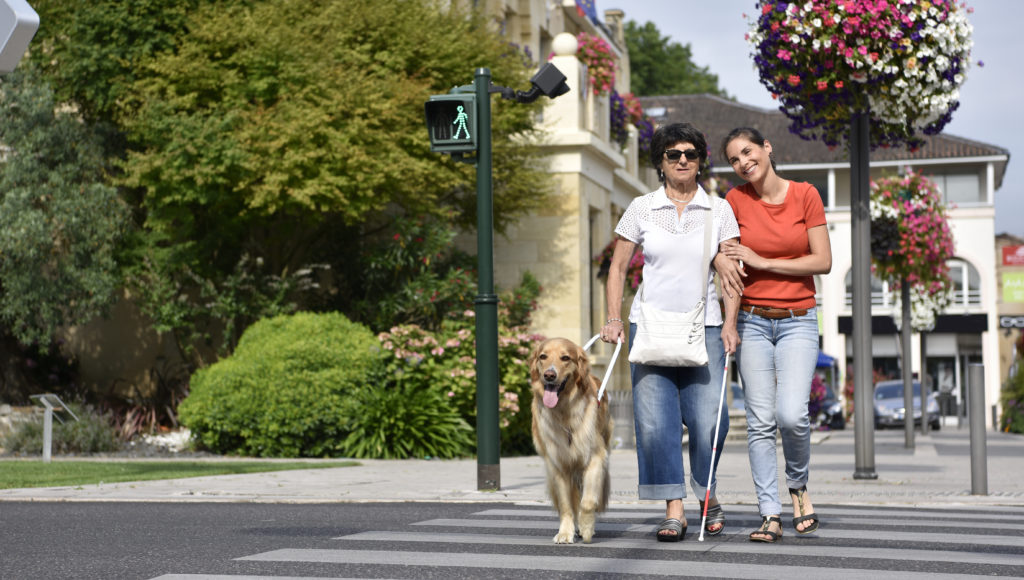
720 126 777 171
649 122 709 183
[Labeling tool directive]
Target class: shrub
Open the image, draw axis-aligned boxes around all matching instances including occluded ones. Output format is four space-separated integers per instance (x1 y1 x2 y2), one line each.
338 380 475 459
178 312 384 457
2 403 121 455
376 272 545 456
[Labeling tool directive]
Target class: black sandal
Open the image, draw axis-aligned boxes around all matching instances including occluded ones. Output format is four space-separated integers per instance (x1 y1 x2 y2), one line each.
749 515 782 543
656 517 686 542
789 485 819 534
699 500 725 536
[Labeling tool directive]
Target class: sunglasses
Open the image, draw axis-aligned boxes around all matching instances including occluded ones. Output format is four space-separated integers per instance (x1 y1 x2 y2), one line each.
664 149 700 162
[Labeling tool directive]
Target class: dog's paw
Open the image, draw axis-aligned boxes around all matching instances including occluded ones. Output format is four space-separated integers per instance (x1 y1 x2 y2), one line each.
553 530 576 544
578 513 596 544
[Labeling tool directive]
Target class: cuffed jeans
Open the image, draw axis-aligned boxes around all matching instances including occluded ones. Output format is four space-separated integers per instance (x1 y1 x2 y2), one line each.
736 307 819 517
629 323 728 501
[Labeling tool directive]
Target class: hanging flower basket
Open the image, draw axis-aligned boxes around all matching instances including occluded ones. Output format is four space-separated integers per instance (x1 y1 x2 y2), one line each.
870 169 955 330
746 0 974 149
577 32 616 96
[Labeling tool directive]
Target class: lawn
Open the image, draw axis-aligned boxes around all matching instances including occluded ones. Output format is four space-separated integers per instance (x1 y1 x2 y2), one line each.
0 459 358 489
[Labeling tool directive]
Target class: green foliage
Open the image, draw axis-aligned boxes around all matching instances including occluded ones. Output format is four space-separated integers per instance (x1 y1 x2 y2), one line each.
352 215 476 332
2 404 121 455
126 252 328 367
0 64 130 347
118 0 550 268
376 272 545 456
30 0 553 368
178 312 385 457
1001 363 1024 434
624 20 729 98
28 0 197 126
339 382 475 459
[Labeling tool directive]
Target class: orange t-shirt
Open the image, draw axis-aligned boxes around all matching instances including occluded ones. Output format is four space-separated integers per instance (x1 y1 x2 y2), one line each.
725 181 827 309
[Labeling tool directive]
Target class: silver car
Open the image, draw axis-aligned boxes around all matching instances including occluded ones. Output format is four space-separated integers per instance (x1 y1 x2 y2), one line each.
873 379 941 430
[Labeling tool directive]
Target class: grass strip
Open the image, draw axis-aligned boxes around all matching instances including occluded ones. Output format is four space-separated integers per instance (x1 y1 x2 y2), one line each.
0 460 358 489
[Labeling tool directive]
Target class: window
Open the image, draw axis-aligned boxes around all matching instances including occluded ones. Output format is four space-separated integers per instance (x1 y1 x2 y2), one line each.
947 258 981 308
844 269 891 309
927 173 982 205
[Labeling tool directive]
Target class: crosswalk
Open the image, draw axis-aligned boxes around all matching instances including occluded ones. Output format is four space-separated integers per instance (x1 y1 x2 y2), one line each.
152 503 1024 579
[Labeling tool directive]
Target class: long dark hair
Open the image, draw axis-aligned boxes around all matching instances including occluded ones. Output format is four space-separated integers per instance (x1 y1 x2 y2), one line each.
720 126 777 172
648 122 709 183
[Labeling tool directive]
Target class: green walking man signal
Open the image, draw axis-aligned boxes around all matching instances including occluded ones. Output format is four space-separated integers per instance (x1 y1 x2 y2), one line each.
424 93 477 153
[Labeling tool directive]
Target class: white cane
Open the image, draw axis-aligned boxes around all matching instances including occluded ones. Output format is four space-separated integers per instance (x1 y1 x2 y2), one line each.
699 352 731 542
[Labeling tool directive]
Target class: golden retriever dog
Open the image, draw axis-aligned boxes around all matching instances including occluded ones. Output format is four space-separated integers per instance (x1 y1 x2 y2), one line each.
529 337 613 544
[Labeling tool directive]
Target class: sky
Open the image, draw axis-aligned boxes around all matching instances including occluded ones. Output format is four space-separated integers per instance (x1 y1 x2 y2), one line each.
603 0 1020 238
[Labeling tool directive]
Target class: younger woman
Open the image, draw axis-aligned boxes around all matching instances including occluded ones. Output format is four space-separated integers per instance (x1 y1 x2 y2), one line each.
716 127 832 543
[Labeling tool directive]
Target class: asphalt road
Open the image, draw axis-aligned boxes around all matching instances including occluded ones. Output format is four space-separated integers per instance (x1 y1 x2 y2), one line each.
3 501 1023 579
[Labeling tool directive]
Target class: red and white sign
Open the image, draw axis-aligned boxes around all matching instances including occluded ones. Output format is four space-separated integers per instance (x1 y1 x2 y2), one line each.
1003 245 1024 266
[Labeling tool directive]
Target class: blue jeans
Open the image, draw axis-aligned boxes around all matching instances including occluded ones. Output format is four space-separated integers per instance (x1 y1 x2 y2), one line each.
736 307 819 516
629 323 728 501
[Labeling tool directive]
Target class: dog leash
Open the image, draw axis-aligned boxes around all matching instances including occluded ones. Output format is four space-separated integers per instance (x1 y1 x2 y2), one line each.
582 334 623 404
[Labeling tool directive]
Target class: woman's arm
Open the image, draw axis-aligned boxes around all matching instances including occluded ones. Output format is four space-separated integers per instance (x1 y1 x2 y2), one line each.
714 239 746 298
603 238 638 343
720 280 741 354
721 224 832 276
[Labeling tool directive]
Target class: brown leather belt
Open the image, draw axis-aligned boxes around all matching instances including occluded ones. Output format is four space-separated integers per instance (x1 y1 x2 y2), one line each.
742 305 809 319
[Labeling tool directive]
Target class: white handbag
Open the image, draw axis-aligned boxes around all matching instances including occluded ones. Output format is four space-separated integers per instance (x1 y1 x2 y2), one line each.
627 205 713 367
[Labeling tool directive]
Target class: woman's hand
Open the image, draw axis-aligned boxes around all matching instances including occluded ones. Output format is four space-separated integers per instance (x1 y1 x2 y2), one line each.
601 320 624 343
713 244 746 299
721 324 740 354
722 241 765 270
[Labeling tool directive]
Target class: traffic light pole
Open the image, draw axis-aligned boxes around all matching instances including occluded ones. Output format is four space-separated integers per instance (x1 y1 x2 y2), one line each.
473 67 501 491
425 63 568 492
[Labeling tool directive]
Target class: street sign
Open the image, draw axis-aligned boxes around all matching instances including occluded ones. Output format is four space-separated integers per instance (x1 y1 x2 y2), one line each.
424 94 476 153
0 0 39 73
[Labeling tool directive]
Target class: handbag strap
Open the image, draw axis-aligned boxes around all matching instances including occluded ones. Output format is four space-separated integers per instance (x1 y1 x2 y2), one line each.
698 197 714 304
637 196 715 304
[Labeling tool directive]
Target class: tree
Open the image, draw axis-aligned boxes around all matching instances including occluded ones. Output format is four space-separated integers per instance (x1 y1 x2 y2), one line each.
27 0 554 364
0 64 129 347
624 20 729 97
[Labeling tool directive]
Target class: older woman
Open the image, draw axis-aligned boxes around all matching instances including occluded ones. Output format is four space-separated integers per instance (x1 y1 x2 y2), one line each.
600 122 740 541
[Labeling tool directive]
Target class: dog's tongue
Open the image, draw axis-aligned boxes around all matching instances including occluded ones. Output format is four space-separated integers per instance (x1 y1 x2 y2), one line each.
542 389 559 408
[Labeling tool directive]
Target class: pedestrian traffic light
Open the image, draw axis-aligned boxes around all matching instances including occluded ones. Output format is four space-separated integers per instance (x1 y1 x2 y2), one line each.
424 93 477 153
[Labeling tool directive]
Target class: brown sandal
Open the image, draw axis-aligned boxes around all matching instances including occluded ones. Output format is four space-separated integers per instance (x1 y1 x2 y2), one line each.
749 515 782 543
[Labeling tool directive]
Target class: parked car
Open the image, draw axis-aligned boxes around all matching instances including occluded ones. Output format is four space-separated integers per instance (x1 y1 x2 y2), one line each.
873 379 941 430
